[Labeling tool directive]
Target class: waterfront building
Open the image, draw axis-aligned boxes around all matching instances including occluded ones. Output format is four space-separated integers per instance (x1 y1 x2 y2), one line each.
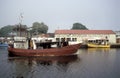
114 31 120 43
55 30 116 44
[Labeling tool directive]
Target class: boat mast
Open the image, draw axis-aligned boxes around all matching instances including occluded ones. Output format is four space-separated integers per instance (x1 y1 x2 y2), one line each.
19 13 23 36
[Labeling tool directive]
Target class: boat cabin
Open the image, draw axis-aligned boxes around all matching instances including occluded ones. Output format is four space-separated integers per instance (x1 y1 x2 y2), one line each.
87 39 109 45
11 37 69 49
13 37 28 49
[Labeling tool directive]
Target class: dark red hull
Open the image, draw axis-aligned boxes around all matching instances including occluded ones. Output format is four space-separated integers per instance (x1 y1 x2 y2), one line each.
8 44 80 57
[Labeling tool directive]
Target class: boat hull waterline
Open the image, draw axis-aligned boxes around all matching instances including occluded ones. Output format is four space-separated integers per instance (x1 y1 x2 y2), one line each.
88 43 110 48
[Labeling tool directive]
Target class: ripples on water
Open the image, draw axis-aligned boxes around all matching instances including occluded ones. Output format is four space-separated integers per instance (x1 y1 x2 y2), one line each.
0 47 120 78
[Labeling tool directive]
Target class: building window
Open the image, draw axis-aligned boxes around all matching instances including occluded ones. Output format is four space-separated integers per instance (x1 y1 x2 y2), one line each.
67 38 71 41
72 38 77 41
61 38 64 41
56 38 60 41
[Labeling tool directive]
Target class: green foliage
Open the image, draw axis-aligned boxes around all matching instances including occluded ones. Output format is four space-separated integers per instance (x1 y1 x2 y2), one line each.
71 23 88 30
32 22 48 35
0 25 14 37
0 24 28 37
0 22 49 37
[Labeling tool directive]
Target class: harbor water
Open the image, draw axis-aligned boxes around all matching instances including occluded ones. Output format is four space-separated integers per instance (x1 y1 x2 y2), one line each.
0 47 120 78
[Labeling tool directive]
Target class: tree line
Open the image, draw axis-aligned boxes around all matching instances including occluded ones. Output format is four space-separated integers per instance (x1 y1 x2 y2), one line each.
0 22 88 37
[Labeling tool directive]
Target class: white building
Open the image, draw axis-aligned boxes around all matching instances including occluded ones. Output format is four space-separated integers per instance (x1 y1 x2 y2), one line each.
114 31 120 43
55 30 116 44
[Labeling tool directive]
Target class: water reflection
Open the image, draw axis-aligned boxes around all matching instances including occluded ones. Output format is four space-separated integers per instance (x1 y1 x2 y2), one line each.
1 48 120 78
0 47 8 50
87 48 110 52
8 55 79 78
8 55 78 65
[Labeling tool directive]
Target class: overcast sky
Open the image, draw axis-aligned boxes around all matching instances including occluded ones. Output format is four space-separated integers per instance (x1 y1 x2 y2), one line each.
0 0 120 32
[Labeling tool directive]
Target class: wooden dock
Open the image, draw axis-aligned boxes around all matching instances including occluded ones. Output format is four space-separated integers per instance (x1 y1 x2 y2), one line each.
110 43 120 48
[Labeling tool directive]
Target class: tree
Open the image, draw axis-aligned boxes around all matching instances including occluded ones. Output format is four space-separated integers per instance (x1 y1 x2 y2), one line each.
71 23 88 30
0 25 14 37
32 22 48 35
0 24 28 37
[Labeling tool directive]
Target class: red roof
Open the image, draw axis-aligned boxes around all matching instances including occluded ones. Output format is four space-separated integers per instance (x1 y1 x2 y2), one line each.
55 30 115 34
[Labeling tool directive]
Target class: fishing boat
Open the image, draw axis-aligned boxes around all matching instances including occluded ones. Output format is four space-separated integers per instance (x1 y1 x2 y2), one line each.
8 37 80 57
87 43 110 48
87 38 110 48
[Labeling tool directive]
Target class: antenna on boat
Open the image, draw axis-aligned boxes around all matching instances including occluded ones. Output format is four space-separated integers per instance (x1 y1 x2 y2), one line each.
19 13 23 24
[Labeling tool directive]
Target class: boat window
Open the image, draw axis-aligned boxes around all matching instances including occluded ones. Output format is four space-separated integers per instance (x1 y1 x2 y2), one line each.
72 38 77 41
56 38 60 41
67 38 71 41
61 38 64 41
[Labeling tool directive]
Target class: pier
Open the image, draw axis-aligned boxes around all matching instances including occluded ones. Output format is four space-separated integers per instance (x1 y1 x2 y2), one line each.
110 43 120 48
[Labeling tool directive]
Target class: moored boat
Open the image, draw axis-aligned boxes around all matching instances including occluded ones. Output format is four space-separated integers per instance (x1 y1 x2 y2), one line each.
8 43 80 57
0 42 8 47
87 38 110 48
8 37 80 57
87 43 110 48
